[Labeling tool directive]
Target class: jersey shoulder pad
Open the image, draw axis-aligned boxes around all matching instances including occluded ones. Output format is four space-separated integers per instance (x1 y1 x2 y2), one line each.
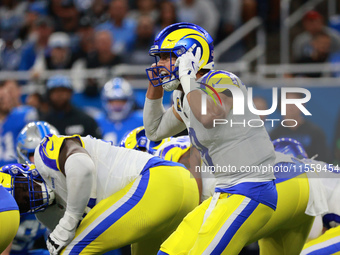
38 134 84 172
199 70 242 94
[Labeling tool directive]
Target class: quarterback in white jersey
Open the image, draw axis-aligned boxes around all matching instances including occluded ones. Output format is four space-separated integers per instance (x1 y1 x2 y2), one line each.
3 134 198 255
144 22 277 254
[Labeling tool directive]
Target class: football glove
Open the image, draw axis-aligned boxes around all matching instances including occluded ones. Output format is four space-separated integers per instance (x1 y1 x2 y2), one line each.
46 211 79 255
175 43 203 95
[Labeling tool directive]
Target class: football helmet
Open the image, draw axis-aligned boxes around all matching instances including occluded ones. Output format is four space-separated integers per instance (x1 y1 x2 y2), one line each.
17 121 59 164
119 126 171 155
146 22 214 88
0 163 55 215
272 137 308 159
101 77 135 122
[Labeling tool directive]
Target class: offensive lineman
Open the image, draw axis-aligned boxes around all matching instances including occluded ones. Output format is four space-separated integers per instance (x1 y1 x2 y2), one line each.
144 22 277 254
2 134 198 255
122 131 323 254
0 178 20 253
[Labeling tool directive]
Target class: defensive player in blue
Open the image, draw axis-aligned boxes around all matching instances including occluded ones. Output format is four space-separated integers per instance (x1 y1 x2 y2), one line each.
0 81 37 166
2 121 59 255
0 174 20 253
95 77 143 145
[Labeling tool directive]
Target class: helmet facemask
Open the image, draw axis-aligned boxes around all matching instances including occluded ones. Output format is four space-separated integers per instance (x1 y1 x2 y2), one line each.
146 45 187 88
1 164 55 215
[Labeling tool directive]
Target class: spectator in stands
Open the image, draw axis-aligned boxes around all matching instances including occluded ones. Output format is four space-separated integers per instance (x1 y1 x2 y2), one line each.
18 1 48 41
127 0 158 23
0 80 38 166
213 0 242 43
156 1 178 35
83 0 109 27
96 0 136 56
25 91 49 116
86 30 122 68
19 17 54 71
41 75 102 138
295 31 332 77
31 32 79 79
82 30 122 96
0 0 26 32
74 16 95 60
0 17 22 71
126 15 155 65
292 10 340 62
176 0 219 38
3 80 22 107
270 92 331 162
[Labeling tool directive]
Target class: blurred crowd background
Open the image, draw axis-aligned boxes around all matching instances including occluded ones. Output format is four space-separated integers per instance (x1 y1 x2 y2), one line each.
0 0 340 165
1 1 340 255
0 0 339 164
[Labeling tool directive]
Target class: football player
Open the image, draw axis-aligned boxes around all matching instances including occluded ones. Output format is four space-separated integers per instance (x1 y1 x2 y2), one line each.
0 175 20 254
144 22 277 254
269 137 340 255
95 77 143 145
2 122 58 255
275 139 340 255
1 133 199 255
120 127 203 198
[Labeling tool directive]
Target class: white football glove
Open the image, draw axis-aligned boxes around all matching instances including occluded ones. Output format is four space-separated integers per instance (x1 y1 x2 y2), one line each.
46 211 79 255
175 43 202 79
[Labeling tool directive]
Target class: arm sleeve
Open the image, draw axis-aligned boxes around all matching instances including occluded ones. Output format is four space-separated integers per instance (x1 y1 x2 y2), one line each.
143 97 186 141
64 153 95 220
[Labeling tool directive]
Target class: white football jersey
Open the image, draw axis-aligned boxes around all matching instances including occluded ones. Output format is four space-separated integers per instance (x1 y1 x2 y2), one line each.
34 135 154 229
173 70 276 189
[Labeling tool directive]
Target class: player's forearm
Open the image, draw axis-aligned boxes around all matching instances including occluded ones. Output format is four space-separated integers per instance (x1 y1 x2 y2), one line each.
64 153 94 220
146 82 164 99
144 98 185 141
187 91 228 129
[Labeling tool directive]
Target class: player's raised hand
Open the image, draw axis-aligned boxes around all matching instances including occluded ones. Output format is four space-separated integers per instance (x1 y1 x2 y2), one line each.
147 63 161 87
175 43 203 80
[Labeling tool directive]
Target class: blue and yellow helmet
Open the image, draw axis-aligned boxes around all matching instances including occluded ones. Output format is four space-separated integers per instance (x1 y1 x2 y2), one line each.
146 22 214 87
272 137 308 159
0 163 54 215
119 126 171 155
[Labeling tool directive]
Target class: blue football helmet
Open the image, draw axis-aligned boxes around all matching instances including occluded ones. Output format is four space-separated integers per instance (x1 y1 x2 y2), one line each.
101 77 135 122
16 121 59 164
0 163 54 215
119 126 171 155
146 22 214 88
272 138 308 159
